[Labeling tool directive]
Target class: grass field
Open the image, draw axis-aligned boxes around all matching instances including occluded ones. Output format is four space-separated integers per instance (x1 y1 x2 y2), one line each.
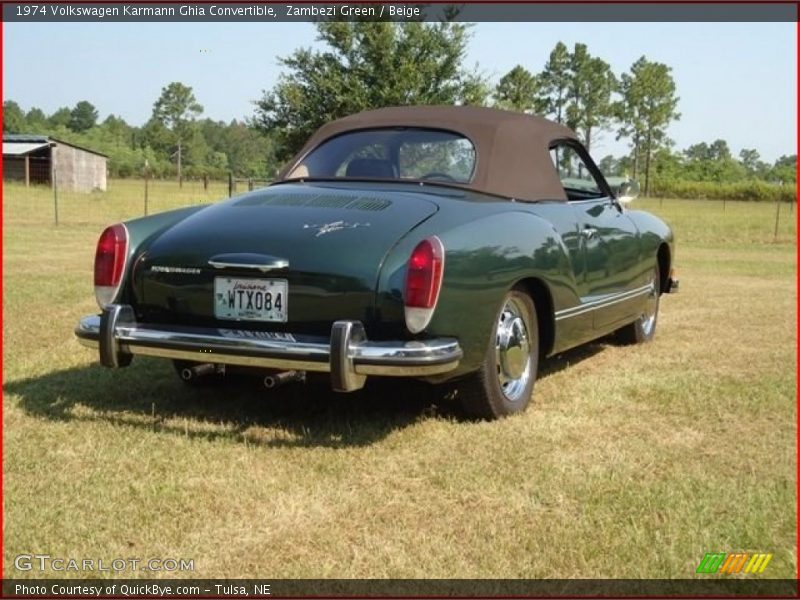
2 179 796 579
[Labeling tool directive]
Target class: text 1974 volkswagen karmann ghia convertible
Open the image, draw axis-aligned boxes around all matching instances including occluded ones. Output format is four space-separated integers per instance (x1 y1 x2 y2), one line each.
75 106 678 419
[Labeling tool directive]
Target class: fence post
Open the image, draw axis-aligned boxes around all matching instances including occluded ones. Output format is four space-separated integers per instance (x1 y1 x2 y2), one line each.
773 197 781 241
203 174 209 191
52 169 59 226
144 171 150 216
248 178 253 191
228 172 233 198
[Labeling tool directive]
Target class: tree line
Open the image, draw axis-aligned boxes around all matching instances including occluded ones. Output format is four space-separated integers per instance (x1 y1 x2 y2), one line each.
3 21 795 197
4 84 275 180
254 23 794 195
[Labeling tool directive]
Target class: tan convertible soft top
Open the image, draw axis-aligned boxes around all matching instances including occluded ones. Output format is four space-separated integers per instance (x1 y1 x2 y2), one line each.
276 106 580 202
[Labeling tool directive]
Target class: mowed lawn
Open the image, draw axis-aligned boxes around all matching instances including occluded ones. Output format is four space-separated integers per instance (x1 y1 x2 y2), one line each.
2 180 796 578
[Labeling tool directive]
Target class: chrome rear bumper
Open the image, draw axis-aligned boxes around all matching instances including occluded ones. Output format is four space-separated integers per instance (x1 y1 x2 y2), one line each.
75 304 462 392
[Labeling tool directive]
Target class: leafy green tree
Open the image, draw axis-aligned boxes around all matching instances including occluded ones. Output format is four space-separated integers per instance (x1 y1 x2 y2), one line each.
182 126 213 177
253 21 485 161
708 139 731 161
141 117 173 156
739 148 770 179
649 147 683 191
225 121 275 177
615 56 679 195
597 154 618 176
198 118 275 178
26 107 48 131
460 68 491 106
494 65 539 112
565 43 617 154
684 142 711 162
69 100 99 132
152 82 203 185
3 101 25 132
101 114 134 146
682 139 745 183
739 148 760 171
771 154 797 183
537 42 571 123
47 107 72 129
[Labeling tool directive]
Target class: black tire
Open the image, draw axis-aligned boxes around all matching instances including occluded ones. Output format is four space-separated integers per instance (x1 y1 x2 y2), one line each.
458 289 539 420
616 264 660 345
172 360 224 387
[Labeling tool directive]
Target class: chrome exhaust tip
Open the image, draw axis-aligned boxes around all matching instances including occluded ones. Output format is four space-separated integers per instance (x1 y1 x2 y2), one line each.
181 363 216 381
264 370 305 389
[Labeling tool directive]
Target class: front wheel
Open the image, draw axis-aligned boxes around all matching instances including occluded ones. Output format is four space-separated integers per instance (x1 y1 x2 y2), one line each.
616 265 660 344
457 289 539 420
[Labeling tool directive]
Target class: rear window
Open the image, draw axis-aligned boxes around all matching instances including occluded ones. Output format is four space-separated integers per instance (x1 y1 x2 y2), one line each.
288 129 476 184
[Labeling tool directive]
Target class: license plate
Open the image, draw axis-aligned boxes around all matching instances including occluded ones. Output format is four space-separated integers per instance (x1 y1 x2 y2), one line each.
214 277 287 322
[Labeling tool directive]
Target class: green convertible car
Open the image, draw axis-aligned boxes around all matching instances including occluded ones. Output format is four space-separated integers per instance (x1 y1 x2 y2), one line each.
75 106 678 419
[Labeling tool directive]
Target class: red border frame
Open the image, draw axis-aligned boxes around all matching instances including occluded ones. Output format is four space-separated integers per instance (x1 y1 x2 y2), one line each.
0 2 796 597
1 12 6 583
795 9 799 593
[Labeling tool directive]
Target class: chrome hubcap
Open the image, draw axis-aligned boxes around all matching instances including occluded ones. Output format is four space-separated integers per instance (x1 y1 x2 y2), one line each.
495 298 532 402
640 275 658 336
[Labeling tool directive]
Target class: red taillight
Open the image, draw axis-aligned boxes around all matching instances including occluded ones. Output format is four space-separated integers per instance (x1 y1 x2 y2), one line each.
94 224 128 307
404 236 444 333
405 237 444 308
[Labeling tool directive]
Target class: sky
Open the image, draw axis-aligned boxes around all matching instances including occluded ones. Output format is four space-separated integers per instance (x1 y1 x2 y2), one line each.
4 20 796 162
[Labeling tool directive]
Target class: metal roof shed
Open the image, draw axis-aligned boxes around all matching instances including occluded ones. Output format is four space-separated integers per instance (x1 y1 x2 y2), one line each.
3 134 108 192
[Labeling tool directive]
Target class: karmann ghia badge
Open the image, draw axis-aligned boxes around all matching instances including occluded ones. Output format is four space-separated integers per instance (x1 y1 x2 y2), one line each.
303 220 371 237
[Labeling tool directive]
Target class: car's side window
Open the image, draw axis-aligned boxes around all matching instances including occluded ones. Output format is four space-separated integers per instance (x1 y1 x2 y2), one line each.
397 137 475 182
549 143 605 201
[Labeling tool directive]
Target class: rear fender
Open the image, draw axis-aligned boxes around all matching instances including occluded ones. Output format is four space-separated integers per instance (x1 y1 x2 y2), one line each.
626 209 676 290
626 209 674 258
113 205 208 306
377 211 579 375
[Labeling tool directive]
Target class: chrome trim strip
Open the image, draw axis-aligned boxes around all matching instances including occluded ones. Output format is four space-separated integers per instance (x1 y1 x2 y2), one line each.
554 283 654 322
565 196 612 205
208 259 289 272
75 311 462 382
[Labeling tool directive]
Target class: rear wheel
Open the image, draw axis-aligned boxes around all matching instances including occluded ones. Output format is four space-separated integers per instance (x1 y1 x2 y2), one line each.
616 264 660 344
458 289 539 420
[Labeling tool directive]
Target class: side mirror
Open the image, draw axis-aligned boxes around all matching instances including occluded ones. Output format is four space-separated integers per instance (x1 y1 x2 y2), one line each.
617 180 640 204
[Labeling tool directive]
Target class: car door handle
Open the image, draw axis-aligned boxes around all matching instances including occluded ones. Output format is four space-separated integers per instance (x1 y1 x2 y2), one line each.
581 227 597 239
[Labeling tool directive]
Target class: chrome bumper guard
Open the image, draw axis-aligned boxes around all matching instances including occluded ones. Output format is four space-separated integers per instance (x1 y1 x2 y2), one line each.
75 304 462 392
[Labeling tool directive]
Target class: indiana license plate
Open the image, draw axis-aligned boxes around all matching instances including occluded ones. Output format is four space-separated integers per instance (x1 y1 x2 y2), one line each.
214 277 287 322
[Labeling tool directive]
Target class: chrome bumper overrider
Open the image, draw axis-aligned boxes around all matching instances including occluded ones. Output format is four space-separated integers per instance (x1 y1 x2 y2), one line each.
75 304 462 392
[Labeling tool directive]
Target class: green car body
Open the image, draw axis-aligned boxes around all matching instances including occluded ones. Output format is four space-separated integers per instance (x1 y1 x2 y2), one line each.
76 106 677 419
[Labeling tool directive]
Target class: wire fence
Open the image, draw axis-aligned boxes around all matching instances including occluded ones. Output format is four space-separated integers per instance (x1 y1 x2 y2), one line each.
3 175 797 243
228 174 272 197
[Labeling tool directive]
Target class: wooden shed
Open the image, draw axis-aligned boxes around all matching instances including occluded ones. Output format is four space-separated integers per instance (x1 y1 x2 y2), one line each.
3 134 108 192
